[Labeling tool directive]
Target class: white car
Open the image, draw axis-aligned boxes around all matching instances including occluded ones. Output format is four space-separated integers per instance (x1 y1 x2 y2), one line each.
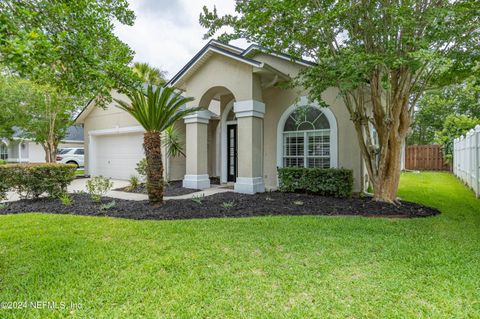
56 148 84 168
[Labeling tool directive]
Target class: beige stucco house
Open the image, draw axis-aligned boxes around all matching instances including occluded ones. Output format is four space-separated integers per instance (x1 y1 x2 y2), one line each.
75 40 365 193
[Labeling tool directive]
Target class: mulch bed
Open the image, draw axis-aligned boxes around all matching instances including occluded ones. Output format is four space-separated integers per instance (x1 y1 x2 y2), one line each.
0 192 440 221
115 181 199 197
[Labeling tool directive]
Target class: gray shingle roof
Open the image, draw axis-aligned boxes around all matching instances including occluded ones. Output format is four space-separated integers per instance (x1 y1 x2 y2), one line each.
65 125 84 141
12 125 83 142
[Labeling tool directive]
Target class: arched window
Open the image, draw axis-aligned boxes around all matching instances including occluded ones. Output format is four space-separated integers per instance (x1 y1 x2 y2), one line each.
283 106 331 168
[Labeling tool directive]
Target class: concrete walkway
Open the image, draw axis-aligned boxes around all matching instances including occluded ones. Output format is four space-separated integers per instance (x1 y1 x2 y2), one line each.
3 178 233 203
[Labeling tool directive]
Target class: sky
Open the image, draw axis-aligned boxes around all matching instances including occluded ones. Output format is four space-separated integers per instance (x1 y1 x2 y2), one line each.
114 0 247 80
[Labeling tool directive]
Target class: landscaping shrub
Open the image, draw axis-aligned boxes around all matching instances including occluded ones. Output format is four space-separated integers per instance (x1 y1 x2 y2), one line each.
277 167 353 198
86 176 113 202
127 175 140 191
0 163 76 199
0 159 7 165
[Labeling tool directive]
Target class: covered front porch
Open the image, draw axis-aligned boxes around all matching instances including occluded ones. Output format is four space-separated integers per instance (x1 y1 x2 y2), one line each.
168 42 290 194
181 88 267 195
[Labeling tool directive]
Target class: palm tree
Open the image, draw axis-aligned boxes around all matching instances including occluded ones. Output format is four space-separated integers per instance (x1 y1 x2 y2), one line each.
132 62 167 86
115 85 197 205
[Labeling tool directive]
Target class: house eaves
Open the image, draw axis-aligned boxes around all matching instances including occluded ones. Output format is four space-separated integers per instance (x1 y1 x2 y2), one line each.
242 44 316 67
167 42 264 88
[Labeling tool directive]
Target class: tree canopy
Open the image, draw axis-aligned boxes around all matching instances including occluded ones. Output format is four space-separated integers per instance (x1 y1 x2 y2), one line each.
133 62 168 87
0 74 78 161
409 76 480 145
0 0 138 105
200 0 480 202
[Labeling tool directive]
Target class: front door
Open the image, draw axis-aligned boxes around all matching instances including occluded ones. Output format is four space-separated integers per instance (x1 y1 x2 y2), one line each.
227 124 238 182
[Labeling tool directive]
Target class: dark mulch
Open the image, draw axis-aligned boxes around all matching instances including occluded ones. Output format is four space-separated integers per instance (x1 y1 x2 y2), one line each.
0 192 439 221
115 181 198 197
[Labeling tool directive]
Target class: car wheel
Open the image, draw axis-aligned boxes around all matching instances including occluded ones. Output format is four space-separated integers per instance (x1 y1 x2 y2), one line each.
67 161 79 169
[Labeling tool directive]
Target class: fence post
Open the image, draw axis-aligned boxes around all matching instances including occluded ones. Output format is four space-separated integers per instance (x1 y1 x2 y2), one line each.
475 125 480 198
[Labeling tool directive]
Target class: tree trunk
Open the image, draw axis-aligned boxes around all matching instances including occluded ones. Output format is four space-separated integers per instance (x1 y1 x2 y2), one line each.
144 131 164 205
42 140 58 163
373 133 404 203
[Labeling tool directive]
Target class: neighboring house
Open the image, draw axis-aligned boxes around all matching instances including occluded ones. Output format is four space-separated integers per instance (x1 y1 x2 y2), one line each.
0 126 84 163
76 40 367 194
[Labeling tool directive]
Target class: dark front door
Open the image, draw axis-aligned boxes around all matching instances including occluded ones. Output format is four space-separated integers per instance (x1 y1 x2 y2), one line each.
227 124 238 182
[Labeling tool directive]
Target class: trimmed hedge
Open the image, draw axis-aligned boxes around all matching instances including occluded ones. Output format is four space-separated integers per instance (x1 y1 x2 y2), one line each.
278 167 353 198
0 163 76 200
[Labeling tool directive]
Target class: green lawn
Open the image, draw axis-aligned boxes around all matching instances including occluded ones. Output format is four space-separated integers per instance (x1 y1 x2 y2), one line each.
0 172 478 318
75 169 84 176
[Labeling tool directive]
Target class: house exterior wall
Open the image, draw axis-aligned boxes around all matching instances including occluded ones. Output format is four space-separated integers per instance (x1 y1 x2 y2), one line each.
79 50 364 191
81 91 170 180
251 54 363 191
28 142 45 163
184 54 255 107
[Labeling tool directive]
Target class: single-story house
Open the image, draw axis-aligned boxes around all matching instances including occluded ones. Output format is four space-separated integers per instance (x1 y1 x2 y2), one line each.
0 126 84 163
76 40 370 193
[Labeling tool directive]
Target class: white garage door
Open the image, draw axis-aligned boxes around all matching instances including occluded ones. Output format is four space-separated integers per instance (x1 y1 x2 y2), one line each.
94 132 144 180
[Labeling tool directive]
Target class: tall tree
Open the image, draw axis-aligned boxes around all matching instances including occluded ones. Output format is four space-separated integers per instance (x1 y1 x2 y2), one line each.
0 75 78 162
200 0 480 203
409 77 480 145
0 0 137 105
115 86 197 205
133 62 168 87
435 115 480 162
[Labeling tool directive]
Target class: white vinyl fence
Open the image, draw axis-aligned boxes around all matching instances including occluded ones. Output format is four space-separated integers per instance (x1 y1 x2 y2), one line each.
453 125 480 198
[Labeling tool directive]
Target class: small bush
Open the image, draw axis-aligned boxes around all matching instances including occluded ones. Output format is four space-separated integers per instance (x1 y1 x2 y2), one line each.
0 160 6 165
0 163 76 199
58 193 73 206
127 175 140 191
221 200 235 210
100 200 116 211
278 167 353 198
191 194 204 204
86 176 113 203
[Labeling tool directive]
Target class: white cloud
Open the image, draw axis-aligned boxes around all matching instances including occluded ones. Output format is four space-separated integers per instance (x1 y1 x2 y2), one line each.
114 0 247 79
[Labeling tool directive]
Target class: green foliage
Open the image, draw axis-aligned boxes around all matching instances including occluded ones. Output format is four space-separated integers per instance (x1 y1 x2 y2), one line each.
278 168 353 198
435 115 480 162
0 75 76 154
0 173 478 318
127 175 140 191
409 77 480 145
0 0 137 103
201 1 479 100
115 85 197 133
163 126 186 157
191 194 205 205
100 200 116 211
135 159 147 180
115 85 198 204
58 193 73 207
221 201 235 210
201 0 480 202
0 160 6 165
0 163 76 199
133 62 167 86
86 176 113 203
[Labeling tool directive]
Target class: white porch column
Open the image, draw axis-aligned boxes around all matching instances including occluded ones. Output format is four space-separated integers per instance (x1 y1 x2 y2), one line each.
233 100 266 194
183 110 211 190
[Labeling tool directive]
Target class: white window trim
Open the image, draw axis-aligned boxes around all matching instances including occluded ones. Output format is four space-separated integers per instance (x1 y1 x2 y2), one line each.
276 96 338 170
